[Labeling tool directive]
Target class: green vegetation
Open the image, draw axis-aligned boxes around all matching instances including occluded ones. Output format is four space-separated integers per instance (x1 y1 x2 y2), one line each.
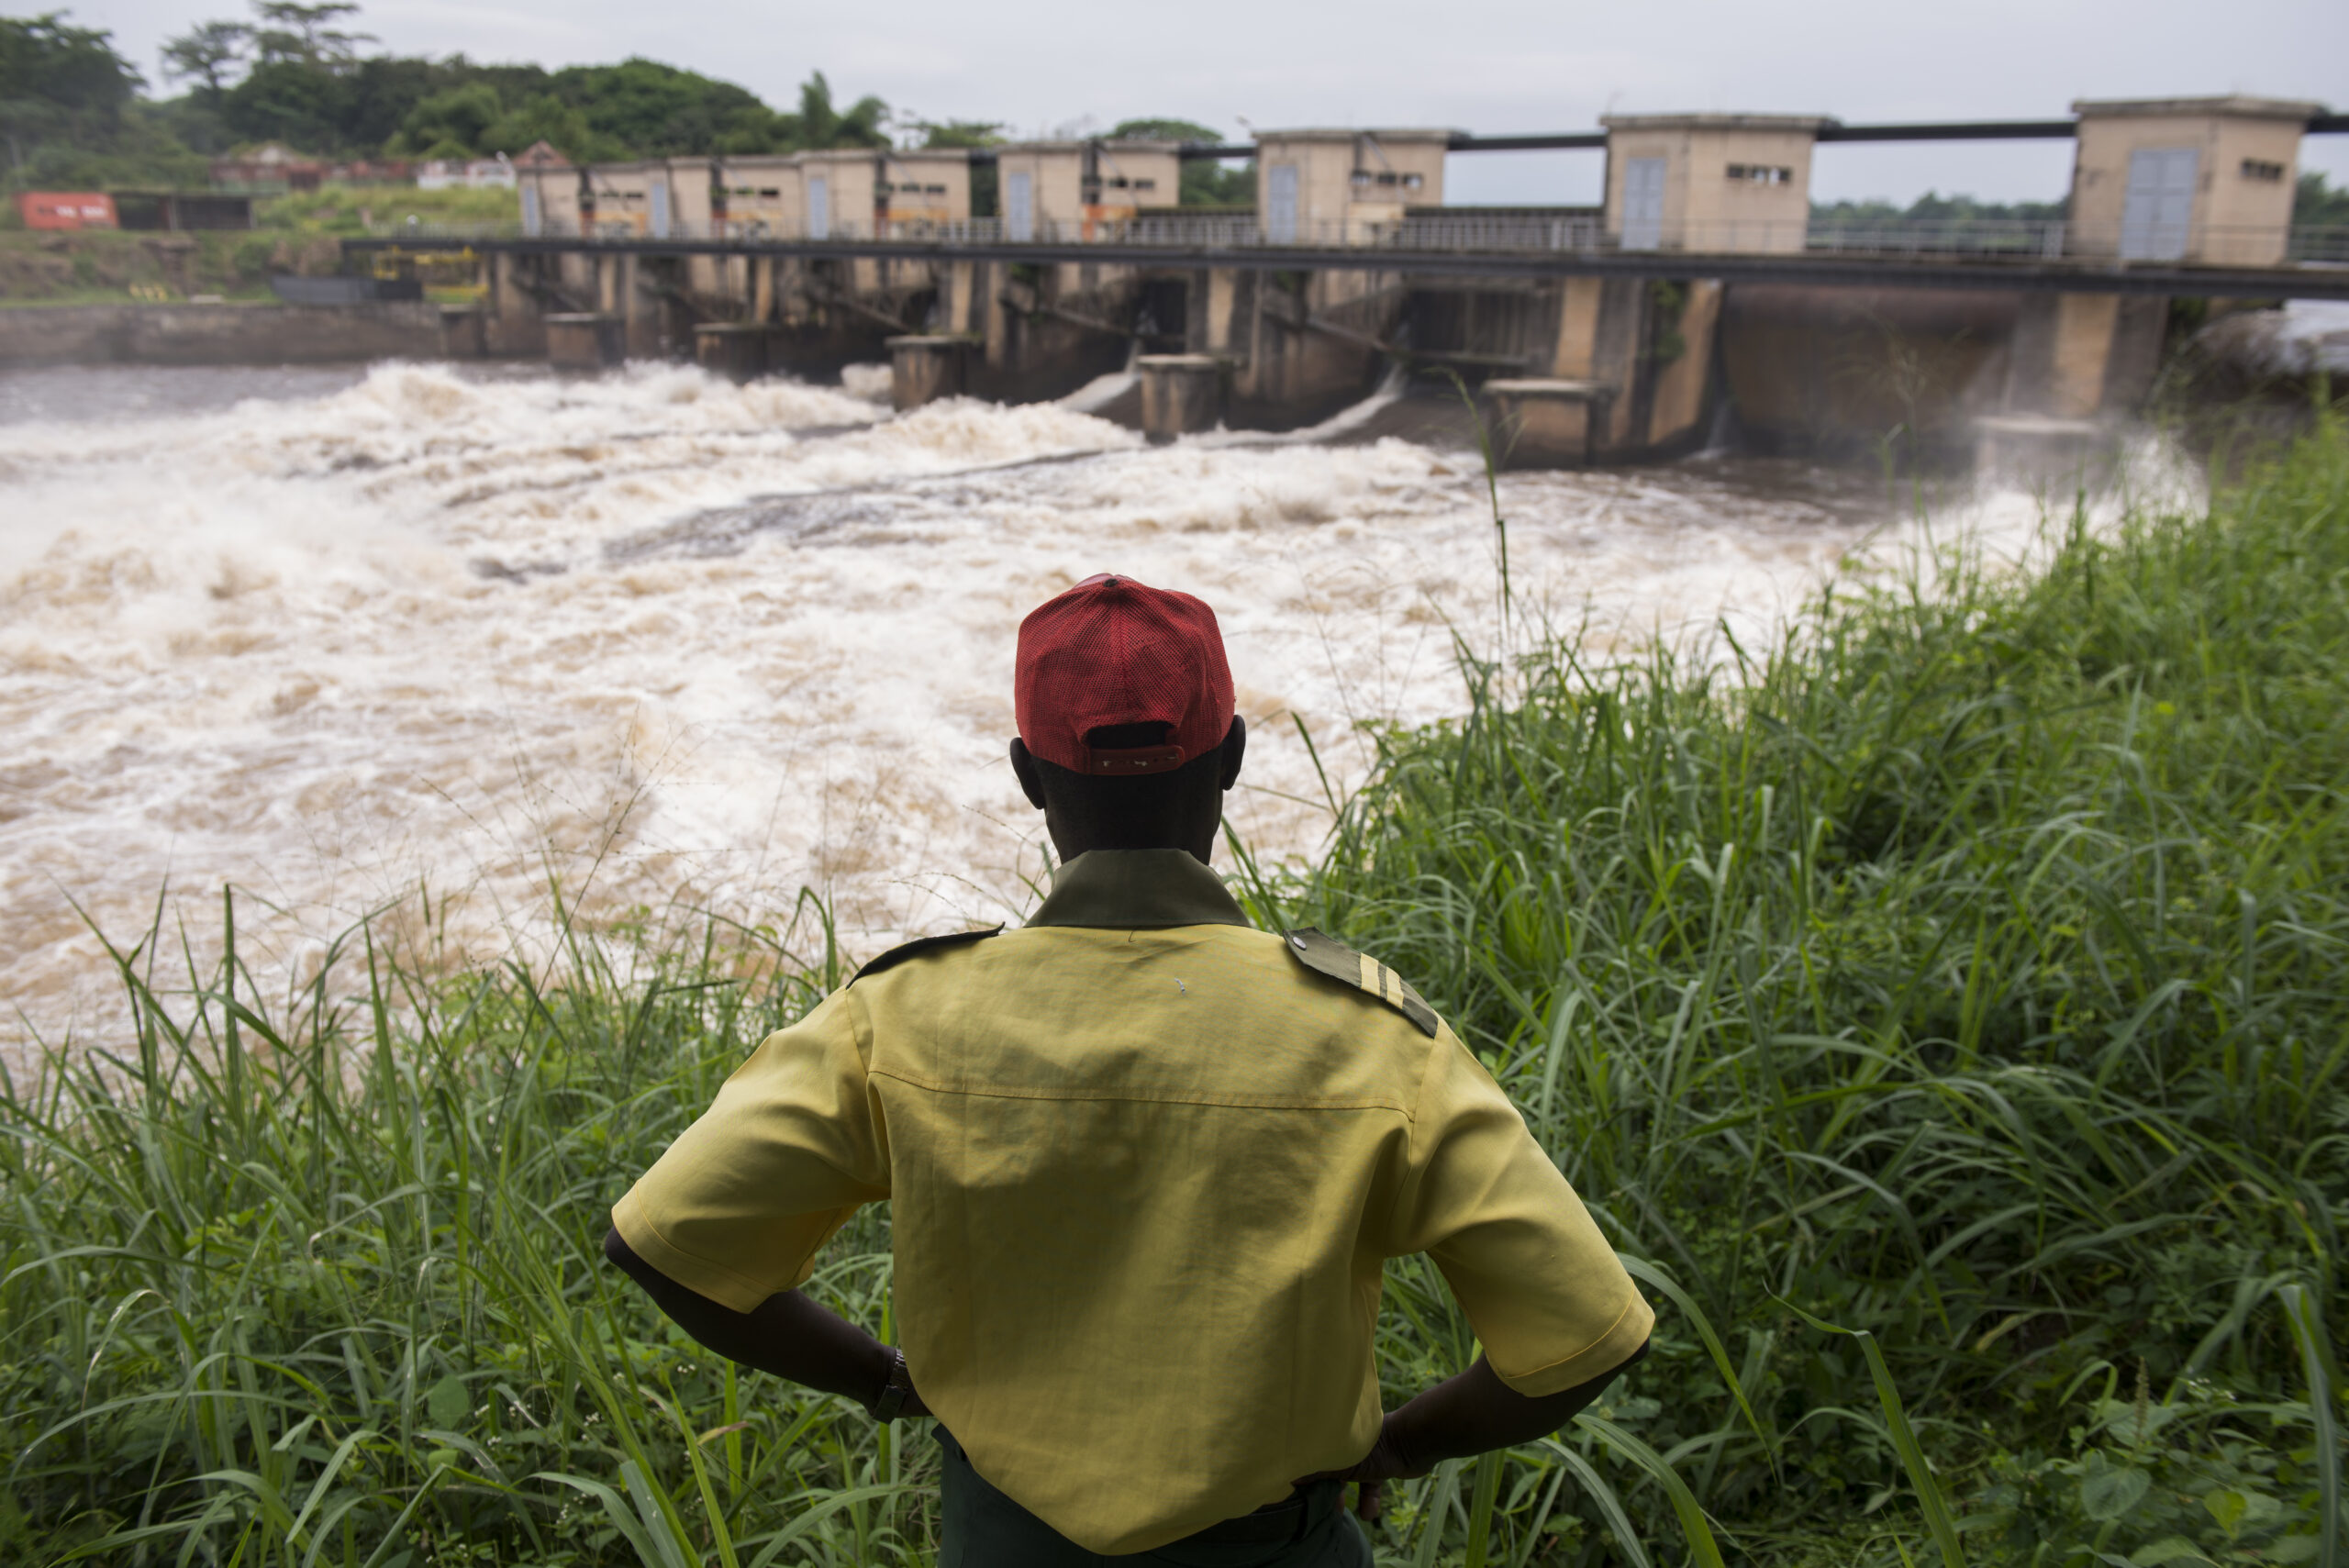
4 424 2345 1566
1242 417 2349 1563
1814 172 2349 235
0 6 1256 221
0 11 211 188
0 2 897 191
1811 191 2069 227
0 182 515 301
2298 172 2349 229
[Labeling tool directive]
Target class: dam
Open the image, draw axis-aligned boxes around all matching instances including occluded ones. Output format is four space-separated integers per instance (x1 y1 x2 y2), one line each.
335 94 2349 462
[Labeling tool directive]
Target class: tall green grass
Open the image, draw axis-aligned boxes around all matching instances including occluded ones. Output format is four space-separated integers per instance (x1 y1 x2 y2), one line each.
1238 415 2349 1564
4 422 2344 1566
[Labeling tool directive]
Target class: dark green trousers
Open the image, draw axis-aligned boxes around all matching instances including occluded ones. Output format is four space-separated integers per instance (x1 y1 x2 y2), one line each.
935 1429 1373 1567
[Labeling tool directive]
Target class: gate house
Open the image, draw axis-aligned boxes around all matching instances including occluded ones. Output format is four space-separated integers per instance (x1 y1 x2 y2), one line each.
878 150 972 237
996 140 1179 240
797 150 876 240
718 154 803 239
1600 114 1832 255
1253 129 1452 245
2069 96 2318 266
583 162 676 239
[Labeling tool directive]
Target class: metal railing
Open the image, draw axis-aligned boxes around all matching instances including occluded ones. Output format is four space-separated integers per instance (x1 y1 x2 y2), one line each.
2287 225 2349 263
1376 214 1611 251
364 214 2349 270
1807 219 2067 259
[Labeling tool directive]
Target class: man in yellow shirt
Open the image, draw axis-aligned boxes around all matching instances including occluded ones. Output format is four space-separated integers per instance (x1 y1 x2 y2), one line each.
607 573 1653 1563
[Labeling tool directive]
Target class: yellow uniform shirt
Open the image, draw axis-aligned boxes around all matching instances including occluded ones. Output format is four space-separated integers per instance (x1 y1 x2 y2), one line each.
613 849 1652 1555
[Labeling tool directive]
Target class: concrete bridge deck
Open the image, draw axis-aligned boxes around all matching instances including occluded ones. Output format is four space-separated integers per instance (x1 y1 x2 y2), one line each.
344 230 2349 299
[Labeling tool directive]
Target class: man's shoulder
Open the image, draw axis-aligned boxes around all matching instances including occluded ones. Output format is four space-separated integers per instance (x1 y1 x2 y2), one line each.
850 925 1005 985
848 918 1444 1041
1276 928 1442 1039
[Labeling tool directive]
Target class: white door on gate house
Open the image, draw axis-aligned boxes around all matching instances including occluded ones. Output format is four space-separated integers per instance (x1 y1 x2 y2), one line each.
1621 157 1666 251
1265 163 1297 243
1007 171 1033 241
2120 147 2198 261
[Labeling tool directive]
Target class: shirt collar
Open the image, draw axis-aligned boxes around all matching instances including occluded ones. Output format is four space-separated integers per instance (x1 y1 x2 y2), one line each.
1026 849 1253 930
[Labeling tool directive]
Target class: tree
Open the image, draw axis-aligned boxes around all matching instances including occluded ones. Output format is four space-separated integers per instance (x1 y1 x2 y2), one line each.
1108 117 1224 145
161 20 250 96
2296 171 2349 229
386 80 502 157
910 117 1004 150
547 58 776 158
791 71 886 150
250 1 373 72
0 11 143 172
480 92 612 162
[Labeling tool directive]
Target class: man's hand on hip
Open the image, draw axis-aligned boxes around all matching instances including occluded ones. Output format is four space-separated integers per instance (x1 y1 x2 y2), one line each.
1295 1343 1650 1518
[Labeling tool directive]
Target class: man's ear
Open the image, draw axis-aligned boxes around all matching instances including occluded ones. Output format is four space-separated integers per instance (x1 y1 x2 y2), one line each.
1218 715 1248 792
1009 737 1049 810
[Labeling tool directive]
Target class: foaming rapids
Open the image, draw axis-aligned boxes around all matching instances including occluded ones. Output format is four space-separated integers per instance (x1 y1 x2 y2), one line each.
0 361 2190 1063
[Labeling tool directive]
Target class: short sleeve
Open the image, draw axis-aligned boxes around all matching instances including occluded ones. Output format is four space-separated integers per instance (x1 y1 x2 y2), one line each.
1387 1028 1653 1396
612 990 889 1312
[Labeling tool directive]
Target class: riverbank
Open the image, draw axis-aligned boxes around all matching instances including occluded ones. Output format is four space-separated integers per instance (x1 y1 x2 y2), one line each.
0 418 2339 1566
0 298 450 364
0 183 518 310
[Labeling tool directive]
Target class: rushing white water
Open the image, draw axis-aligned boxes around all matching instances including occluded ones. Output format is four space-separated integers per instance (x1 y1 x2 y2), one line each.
0 360 2143 1062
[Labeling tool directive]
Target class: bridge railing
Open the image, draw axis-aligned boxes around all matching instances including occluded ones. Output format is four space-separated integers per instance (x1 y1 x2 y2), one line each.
2287 225 2349 262
1805 219 2067 258
369 214 2349 269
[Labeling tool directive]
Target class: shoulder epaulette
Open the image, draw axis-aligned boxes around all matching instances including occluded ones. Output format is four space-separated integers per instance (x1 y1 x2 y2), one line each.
851 925 1004 985
1279 928 1441 1038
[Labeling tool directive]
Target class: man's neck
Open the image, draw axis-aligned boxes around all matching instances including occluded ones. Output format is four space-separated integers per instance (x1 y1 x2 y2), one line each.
1049 834 1215 867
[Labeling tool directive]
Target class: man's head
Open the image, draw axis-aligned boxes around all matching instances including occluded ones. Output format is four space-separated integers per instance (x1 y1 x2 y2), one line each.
1008 573 1246 865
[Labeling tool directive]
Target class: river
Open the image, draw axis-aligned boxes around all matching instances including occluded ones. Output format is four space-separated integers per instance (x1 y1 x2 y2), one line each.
0 360 2137 1062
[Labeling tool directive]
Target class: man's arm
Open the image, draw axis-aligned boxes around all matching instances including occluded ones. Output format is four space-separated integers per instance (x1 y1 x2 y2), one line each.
604 1228 930 1418
1308 1339 1649 1490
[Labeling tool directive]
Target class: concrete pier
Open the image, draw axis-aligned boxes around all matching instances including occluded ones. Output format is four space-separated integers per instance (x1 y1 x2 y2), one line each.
1137 355 1225 441
438 306 487 359
695 323 768 382
1482 379 1612 466
888 335 969 408
545 313 625 370
2005 292 2167 419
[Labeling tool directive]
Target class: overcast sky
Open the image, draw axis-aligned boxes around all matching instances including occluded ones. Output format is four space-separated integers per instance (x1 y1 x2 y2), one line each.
74 0 2349 204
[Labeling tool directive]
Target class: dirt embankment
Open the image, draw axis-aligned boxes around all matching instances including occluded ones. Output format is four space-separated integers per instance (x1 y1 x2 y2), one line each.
0 228 346 305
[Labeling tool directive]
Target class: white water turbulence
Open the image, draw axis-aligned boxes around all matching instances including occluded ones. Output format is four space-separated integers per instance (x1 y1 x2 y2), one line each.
0 361 2180 1062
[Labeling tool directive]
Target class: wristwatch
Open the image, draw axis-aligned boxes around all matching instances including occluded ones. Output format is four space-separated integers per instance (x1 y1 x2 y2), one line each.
869 1349 915 1422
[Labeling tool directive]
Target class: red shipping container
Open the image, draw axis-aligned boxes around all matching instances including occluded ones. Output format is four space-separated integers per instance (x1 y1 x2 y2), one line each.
16 192 118 230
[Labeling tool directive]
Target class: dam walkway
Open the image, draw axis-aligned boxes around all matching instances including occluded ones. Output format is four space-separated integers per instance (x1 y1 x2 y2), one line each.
348 223 2349 300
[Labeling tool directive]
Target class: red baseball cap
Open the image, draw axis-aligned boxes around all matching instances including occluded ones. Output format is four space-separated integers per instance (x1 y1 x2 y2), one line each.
1016 573 1235 776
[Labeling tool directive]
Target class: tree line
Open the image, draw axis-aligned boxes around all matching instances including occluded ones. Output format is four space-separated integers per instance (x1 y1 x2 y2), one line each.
0 4 1253 199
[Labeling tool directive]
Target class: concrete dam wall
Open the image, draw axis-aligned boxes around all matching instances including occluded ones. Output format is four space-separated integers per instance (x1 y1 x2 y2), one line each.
0 300 452 366
0 254 2176 473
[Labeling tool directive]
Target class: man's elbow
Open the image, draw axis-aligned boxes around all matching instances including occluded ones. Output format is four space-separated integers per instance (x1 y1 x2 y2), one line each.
1579 1335 1651 1397
1528 1335 1652 1434
605 1224 654 1288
